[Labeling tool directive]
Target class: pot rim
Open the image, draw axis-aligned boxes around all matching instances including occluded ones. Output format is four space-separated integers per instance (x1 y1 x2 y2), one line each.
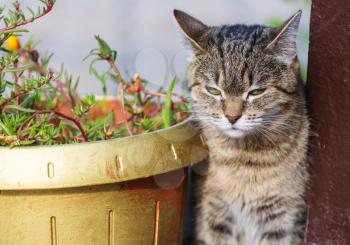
0 117 207 190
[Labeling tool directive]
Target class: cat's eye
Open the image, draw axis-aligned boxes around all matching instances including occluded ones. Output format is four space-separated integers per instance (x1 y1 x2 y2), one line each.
248 88 266 96
206 86 221 96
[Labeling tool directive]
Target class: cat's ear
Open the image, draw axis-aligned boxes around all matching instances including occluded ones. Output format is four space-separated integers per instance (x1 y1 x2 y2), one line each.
173 9 209 53
265 10 302 65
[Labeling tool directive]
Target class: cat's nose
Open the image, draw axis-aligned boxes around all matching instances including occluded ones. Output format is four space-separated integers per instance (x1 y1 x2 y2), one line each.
225 114 241 124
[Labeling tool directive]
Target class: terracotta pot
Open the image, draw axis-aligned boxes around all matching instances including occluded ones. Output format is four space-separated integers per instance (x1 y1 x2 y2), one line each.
0 101 208 244
89 99 132 124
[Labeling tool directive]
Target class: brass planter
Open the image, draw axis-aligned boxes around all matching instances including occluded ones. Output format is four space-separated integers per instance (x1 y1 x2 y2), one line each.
0 119 208 245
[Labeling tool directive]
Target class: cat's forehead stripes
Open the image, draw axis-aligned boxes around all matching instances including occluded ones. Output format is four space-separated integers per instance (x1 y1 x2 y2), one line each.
204 25 272 95
184 12 301 98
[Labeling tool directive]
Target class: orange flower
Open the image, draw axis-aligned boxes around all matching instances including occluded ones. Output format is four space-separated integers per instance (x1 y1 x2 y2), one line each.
106 131 113 137
127 85 136 94
133 73 141 92
4 35 21 51
127 74 142 94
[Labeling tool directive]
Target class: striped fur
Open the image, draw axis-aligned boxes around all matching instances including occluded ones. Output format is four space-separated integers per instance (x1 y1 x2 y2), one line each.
174 10 309 245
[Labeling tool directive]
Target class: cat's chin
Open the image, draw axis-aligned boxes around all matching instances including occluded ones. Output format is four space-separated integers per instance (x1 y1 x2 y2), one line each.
222 128 246 138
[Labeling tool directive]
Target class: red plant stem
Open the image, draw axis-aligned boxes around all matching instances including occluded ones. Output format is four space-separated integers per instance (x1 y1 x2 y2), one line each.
14 1 21 16
18 110 88 142
49 111 88 141
106 58 133 136
142 88 187 102
0 73 52 112
0 2 54 32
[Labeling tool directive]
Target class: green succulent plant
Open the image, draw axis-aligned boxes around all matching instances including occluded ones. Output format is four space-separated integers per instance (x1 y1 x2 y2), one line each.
0 0 189 147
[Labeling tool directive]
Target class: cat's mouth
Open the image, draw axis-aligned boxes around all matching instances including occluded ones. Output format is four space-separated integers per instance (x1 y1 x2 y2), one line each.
223 127 246 138
215 122 248 138
205 115 261 138
220 120 260 138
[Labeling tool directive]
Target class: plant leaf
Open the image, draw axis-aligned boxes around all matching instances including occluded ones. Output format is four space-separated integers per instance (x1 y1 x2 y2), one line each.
162 77 176 128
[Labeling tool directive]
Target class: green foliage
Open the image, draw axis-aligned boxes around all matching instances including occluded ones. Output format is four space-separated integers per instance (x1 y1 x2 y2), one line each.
0 1 189 147
93 35 117 62
300 65 307 81
162 78 176 128
73 94 96 117
265 17 284 28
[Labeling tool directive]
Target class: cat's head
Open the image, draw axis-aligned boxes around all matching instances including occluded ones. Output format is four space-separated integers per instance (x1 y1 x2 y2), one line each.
174 10 303 139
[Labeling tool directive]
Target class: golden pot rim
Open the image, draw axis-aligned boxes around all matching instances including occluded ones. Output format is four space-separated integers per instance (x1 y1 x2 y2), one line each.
0 118 208 190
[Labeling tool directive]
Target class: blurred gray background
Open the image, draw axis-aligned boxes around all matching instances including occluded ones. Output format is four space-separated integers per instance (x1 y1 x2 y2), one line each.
12 0 311 95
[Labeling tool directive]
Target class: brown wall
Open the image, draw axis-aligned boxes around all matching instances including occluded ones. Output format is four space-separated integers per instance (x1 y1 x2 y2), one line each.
305 0 350 243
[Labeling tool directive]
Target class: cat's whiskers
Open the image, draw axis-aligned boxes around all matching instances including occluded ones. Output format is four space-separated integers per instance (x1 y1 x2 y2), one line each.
255 127 276 145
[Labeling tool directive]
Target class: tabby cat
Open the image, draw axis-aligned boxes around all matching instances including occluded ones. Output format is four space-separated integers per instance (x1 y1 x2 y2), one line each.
174 9 309 245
